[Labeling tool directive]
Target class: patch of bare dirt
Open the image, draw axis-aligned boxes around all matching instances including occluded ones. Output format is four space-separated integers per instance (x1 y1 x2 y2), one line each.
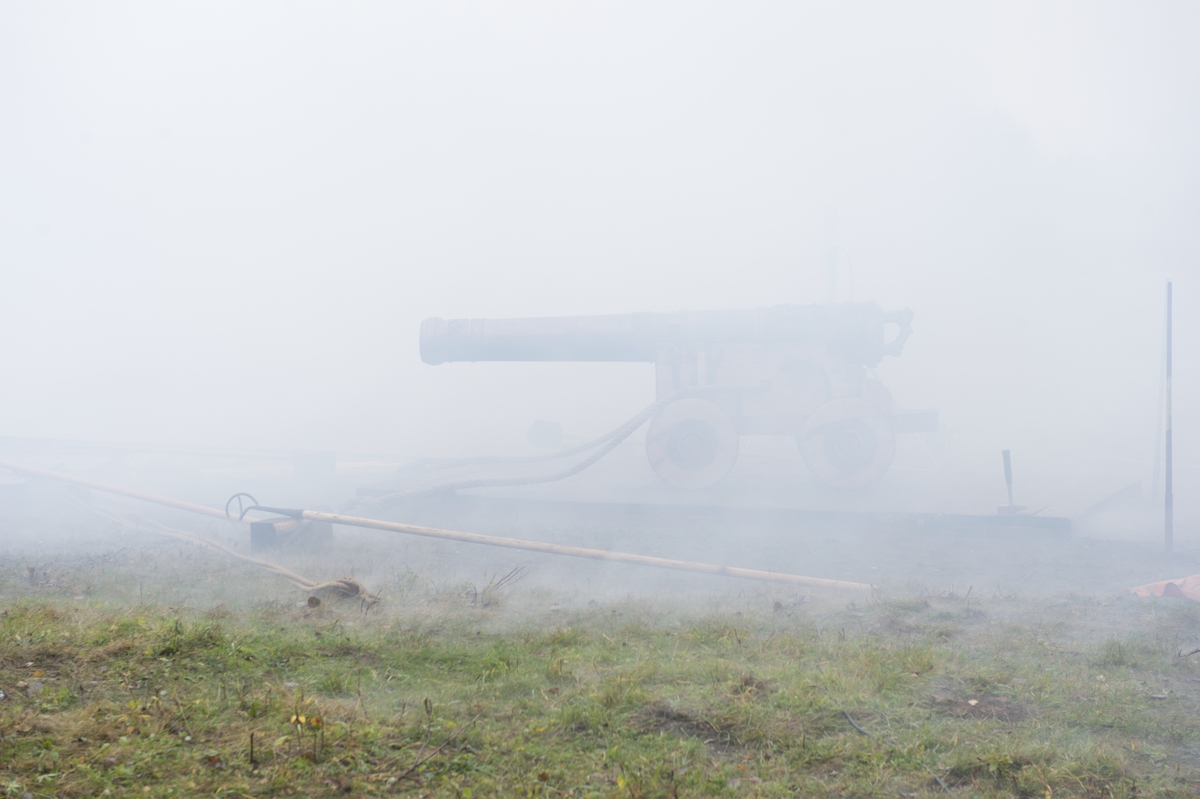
638 700 726 738
930 694 1029 723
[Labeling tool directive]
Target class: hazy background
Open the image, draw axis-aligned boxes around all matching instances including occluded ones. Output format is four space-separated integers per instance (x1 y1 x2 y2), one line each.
1 2 1197 508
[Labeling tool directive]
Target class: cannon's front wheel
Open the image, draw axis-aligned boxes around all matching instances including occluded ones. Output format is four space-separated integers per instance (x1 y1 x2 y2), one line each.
646 398 740 490
797 398 895 488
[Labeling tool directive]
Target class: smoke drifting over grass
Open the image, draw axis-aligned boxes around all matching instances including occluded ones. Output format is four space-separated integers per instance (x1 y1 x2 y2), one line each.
3 7 1200 792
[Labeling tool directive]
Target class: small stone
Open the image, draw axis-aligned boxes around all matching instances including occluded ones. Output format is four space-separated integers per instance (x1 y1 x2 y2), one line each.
15 681 27 689
26 681 44 697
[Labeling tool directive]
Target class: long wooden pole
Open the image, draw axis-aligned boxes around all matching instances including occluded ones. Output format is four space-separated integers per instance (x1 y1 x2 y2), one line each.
0 461 872 591
1166 280 1174 554
294 509 873 591
0 460 251 523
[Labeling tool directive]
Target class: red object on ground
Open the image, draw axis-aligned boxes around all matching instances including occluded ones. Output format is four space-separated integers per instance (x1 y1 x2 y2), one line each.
1132 575 1200 600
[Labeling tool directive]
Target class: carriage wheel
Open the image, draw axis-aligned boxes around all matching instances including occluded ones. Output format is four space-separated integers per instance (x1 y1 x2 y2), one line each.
797 398 895 488
646 398 740 490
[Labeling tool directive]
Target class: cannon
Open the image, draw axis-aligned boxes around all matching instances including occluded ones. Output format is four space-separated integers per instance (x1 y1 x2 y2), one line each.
420 303 936 489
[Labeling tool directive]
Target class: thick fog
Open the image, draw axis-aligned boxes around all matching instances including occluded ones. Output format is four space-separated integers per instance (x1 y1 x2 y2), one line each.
2 2 1199 527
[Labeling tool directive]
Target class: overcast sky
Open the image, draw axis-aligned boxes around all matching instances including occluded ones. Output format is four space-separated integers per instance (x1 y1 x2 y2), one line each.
2 2 1198 478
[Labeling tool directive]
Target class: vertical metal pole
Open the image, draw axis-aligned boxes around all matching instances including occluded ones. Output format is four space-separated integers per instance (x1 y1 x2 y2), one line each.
1166 280 1174 553
827 248 839 303
1002 450 1013 506
1151 290 1168 501
824 206 837 303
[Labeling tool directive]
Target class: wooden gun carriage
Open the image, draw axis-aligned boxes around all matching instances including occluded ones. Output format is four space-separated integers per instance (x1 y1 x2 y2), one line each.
420 303 935 489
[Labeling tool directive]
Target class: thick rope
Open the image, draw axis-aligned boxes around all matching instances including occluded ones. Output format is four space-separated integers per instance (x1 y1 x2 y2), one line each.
404 396 668 471
352 384 761 512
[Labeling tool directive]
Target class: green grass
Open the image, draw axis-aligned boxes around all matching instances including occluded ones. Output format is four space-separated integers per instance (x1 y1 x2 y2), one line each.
3 587 1200 798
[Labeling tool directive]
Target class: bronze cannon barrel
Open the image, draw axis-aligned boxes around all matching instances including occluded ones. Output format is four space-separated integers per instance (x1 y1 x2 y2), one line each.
420 303 911 367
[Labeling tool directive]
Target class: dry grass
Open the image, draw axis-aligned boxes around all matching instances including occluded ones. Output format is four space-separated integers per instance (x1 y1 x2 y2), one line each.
1 545 1200 798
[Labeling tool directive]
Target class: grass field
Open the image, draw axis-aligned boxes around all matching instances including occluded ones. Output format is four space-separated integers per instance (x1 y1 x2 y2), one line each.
3 543 1200 799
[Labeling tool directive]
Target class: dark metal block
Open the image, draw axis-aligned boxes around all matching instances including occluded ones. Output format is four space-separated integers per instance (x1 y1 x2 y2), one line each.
250 521 279 551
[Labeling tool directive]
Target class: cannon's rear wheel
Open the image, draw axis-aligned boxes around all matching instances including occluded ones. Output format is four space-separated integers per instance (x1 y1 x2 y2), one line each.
646 398 739 489
797 398 895 488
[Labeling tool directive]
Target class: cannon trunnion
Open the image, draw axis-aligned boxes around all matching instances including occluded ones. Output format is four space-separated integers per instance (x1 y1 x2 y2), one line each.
420 303 933 489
